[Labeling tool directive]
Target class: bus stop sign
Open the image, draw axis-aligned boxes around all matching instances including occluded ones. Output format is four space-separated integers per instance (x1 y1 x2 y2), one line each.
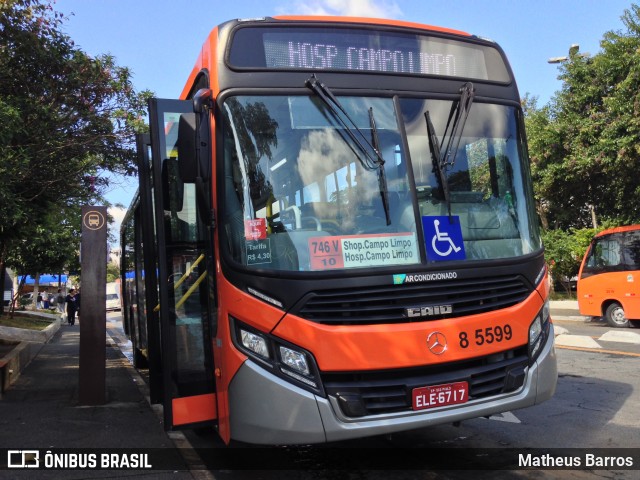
79 205 107 405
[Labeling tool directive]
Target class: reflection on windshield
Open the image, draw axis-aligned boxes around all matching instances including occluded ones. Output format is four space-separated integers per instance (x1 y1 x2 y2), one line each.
222 95 541 272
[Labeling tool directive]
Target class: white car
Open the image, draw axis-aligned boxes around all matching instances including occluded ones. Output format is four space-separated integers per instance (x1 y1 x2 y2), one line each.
106 293 121 311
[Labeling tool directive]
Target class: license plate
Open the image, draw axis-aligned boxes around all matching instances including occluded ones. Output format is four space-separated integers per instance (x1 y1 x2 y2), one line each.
412 381 469 411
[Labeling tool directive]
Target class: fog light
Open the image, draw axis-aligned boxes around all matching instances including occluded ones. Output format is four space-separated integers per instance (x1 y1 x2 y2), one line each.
279 346 310 376
240 329 270 359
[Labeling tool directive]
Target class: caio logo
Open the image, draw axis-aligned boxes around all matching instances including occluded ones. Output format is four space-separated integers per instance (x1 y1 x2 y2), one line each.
406 304 453 318
7 450 40 468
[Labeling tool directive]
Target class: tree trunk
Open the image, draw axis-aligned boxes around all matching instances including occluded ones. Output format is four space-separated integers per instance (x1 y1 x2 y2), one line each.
32 272 40 310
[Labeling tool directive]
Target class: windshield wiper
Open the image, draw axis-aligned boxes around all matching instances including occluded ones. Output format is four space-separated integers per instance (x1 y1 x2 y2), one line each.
369 107 391 225
424 82 475 218
425 110 452 217
305 74 391 225
441 82 475 169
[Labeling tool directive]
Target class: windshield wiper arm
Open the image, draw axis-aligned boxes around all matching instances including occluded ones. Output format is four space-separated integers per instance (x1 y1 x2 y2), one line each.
425 110 452 218
305 74 381 171
369 107 391 225
306 74 391 225
441 82 475 169
425 82 475 219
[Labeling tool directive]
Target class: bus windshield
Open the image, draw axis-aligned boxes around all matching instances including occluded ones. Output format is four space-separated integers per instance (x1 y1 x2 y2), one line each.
222 95 541 272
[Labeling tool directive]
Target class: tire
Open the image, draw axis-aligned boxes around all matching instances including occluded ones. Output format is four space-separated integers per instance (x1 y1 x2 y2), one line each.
605 302 629 328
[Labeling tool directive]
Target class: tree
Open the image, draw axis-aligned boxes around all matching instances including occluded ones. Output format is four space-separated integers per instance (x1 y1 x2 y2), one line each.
0 0 151 313
525 4 640 230
5 207 80 310
106 262 120 283
542 228 596 297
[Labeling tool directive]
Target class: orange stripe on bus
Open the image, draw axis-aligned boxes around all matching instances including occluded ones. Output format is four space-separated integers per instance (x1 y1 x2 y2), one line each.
172 393 217 426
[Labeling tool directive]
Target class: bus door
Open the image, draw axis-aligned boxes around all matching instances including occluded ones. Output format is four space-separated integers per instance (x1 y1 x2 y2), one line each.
134 133 162 404
148 99 217 429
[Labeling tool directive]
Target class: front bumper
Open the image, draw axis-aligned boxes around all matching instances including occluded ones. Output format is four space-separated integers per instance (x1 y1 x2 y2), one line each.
228 325 557 445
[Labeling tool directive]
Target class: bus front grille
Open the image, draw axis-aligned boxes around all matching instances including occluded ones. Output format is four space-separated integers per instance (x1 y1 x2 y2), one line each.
322 347 529 417
294 275 531 325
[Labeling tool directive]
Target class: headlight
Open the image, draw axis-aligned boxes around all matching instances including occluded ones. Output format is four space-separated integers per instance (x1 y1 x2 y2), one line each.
231 318 324 395
279 346 310 376
529 317 543 358
529 300 550 363
240 329 270 359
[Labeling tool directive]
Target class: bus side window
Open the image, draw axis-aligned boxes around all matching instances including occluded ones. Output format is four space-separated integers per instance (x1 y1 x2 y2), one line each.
585 235 623 275
600 238 622 268
624 230 640 270
584 245 598 270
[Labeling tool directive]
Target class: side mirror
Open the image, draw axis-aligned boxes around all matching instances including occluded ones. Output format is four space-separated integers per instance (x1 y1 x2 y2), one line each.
177 113 197 182
193 88 213 114
193 88 213 182
177 88 213 183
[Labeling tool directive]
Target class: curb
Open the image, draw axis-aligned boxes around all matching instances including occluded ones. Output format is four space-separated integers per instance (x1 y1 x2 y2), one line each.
552 308 584 318
0 315 61 397
0 316 61 343
0 341 45 397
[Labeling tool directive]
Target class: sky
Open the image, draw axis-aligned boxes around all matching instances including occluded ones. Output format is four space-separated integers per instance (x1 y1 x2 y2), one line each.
51 0 635 241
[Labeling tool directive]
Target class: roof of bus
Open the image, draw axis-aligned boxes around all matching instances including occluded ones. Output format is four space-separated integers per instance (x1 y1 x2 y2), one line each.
594 224 640 238
272 15 472 37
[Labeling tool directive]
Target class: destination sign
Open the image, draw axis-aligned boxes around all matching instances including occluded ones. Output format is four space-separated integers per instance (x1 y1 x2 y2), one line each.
229 26 510 82
308 232 419 270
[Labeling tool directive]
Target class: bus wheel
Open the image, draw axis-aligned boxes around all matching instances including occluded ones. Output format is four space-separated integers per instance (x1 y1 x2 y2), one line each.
605 303 629 328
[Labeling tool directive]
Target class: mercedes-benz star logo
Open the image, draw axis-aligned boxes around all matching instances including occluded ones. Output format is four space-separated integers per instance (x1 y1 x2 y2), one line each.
426 331 448 355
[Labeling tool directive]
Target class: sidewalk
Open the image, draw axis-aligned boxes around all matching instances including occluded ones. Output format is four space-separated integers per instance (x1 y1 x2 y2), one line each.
0 320 195 478
550 300 591 322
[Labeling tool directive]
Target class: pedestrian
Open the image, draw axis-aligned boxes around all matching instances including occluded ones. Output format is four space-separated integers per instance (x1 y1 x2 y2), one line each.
65 288 78 326
56 289 65 313
42 290 49 310
36 292 43 309
74 289 81 321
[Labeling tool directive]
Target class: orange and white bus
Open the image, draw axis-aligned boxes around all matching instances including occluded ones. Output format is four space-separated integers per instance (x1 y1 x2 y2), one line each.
577 225 640 328
121 16 557 445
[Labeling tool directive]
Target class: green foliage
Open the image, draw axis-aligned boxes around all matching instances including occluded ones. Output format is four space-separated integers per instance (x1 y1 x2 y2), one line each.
0 0 152 313
525 4 640 230
542 227 597 295
106 262 120 283
6 207 80 274
542 223 621 295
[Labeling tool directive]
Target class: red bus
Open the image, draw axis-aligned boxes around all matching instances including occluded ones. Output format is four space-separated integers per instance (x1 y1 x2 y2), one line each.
577 225 640 328
121 16 557 445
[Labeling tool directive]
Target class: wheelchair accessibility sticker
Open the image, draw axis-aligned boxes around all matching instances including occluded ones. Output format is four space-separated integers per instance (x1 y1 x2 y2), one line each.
422 216 466 261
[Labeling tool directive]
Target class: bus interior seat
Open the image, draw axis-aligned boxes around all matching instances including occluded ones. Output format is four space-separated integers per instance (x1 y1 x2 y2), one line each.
300 201 341 234
352 191 404 233
267 232 301 271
